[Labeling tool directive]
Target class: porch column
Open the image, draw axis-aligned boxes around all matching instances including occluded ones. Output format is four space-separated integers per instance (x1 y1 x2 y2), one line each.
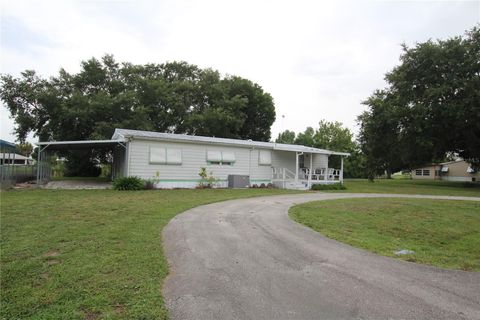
308 153 313 187
295 152 299 182
324 155 329 182
340 156 344 183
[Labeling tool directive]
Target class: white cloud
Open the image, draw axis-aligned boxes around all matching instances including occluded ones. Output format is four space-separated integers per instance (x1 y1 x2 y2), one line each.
1 0 479 143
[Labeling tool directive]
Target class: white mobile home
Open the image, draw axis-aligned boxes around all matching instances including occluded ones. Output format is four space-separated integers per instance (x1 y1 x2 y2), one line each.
37 129 349 190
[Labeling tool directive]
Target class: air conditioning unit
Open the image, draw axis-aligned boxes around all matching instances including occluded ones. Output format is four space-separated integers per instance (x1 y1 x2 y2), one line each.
227 175 250 188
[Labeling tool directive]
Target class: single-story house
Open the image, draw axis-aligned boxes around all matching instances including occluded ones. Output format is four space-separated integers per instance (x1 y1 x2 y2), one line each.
411 160 478 182
0 153 33 165
36 128 349 189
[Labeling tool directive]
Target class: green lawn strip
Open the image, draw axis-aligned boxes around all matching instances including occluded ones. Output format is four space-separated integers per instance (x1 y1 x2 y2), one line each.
331 179 480 197
1 188 299 320
289 198 480 271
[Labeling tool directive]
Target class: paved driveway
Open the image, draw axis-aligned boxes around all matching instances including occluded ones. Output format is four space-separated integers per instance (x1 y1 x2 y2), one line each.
163 193 480 320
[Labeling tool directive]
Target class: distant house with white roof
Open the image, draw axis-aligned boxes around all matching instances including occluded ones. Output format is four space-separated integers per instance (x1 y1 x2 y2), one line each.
0 153 33 165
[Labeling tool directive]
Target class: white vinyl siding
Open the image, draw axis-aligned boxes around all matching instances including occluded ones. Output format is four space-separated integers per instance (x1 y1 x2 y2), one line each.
128 139 273 186
167 149 182 164
311 153 329 171
259 150 272 165
271 150 296 173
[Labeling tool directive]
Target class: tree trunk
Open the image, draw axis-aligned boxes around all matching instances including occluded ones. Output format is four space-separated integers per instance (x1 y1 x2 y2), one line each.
386 169 392 179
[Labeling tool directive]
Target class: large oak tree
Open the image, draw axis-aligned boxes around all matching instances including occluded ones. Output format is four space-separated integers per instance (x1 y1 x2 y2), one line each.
1 55 276 175
359 26 480 176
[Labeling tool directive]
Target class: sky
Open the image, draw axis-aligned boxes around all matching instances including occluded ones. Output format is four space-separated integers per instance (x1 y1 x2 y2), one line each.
1 0 479 143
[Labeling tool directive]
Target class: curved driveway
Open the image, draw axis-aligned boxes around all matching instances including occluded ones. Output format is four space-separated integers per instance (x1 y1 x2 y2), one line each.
162 193 480 320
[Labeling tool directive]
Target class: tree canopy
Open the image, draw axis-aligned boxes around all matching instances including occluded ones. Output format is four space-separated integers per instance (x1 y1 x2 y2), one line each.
358 26 480 176
275 120 365 178
1 55 276 143
15 142 33 157
275 130 296 144
276 120 354 152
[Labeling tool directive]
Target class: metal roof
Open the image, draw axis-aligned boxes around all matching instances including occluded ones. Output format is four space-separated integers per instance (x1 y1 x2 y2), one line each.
0 139 16 150
36 139 126 151
112 129 350 156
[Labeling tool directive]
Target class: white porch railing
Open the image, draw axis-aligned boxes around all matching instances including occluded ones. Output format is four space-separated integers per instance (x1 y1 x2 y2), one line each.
272 167 296 180
298 168 342 181
272 167 343 189
272 167 297 189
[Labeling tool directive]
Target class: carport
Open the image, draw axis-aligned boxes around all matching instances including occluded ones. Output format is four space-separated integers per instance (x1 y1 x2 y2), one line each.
35 139 127 185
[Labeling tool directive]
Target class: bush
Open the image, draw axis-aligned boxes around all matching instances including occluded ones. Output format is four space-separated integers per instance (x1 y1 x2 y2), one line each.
197 167 218 188
462 182 480 188
311 183 346 191
113 176 145 190
144 179 156 190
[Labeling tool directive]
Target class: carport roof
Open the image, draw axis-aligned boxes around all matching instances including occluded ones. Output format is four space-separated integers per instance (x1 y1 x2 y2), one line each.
36 139 126 151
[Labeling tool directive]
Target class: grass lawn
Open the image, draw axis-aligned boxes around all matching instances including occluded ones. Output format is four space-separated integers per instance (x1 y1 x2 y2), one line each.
290 198 480 271
334 179 480 197
1 188 298 320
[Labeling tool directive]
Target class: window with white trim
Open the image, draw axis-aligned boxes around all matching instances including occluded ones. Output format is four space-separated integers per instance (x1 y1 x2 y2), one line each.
259 150 272 165
149 147 182 165
415 169 422 176
422 169 430 176
207 150 235 165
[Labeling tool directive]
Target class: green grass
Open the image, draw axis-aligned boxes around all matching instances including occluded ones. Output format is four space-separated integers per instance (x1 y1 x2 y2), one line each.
1 188 298 320
290 198 480 271
334 179 480 197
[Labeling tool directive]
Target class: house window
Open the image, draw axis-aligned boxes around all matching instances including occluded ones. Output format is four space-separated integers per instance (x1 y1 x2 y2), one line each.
207 150 235 165
422 169 430 176
149 147 182 165
259 150 272 165
415 169 422 176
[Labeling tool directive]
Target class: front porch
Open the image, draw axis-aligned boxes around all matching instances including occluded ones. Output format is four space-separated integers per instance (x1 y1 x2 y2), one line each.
271 151 346 190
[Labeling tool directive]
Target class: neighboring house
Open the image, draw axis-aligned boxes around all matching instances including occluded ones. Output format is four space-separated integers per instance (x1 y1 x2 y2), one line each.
1 140 36 187
35 128 350 189
411 160 479 182
0 153 33 165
